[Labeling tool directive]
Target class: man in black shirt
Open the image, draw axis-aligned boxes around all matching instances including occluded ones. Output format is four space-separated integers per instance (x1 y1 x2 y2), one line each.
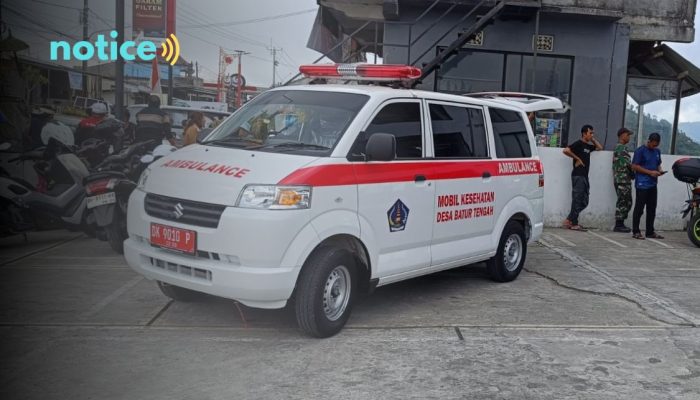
562 124 603 231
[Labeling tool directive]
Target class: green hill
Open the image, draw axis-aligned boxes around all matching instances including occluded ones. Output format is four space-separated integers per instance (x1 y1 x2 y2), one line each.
624 105 700 156
679 122 700 143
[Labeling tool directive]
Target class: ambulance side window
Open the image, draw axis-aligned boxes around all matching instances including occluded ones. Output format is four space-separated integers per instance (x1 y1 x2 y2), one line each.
429 104 488 158
489 108 532 159
350 102 423 160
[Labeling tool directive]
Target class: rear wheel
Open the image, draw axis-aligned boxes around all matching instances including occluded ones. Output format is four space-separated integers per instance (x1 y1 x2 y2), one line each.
157 281 202 302
688 211 700 248
105 199 129 253
486 220 527 282
294 247 356 338
105 224 126 254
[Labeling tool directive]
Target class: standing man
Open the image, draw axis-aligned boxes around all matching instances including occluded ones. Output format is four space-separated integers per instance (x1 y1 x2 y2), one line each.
612 128 634 232
135 95 175 150
631 132 665 239
563 124 603 231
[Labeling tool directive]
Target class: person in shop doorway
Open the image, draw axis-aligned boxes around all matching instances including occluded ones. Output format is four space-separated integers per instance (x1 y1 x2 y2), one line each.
562 124 603 231
612 128 634 232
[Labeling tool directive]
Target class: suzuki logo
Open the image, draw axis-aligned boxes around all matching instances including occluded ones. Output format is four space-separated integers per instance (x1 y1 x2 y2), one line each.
172 203 184 219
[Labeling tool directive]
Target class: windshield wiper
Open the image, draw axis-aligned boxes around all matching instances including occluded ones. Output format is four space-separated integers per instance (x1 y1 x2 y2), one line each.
260 142 330 151
202 137 261 148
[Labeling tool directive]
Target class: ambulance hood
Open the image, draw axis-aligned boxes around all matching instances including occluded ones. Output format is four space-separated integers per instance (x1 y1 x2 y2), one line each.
143 144 319 206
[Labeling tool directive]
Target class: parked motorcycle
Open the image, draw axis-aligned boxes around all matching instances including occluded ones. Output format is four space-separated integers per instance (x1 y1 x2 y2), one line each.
84 141 176 253
0 138 96 237
672 157 700 247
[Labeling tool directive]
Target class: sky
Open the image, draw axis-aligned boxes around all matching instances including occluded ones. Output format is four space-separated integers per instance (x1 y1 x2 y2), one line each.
3 0 700 122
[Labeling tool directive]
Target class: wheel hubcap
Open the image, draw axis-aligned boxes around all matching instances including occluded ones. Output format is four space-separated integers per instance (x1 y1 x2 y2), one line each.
323 265 351 321
693 217 700 240
503 234 523 272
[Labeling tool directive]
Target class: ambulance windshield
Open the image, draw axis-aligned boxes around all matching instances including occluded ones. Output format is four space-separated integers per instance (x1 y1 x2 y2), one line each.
203 90 369 155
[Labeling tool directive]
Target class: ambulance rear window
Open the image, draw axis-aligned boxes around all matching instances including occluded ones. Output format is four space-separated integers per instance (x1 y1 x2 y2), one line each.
203 90 369 155
489 108 532 159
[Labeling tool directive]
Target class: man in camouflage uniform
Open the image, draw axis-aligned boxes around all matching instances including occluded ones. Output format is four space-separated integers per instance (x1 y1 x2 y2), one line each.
612 127 634 232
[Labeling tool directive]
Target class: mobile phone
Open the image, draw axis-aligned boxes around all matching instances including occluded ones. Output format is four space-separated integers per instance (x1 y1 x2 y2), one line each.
659 171 668 175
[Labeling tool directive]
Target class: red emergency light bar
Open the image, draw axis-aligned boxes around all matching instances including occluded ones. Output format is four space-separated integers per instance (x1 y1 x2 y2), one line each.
299 64 422 81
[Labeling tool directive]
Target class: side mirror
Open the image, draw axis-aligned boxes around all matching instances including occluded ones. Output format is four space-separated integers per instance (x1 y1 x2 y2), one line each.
140 154 155 164
196 128 213 144
365 133 396 162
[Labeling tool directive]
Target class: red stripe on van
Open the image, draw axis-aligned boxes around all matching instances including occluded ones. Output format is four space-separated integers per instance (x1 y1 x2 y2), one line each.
278 159 542 187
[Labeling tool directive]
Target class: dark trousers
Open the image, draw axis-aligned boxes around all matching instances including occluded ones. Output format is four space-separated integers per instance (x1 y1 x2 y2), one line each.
567 175 589 225
632 187 658 235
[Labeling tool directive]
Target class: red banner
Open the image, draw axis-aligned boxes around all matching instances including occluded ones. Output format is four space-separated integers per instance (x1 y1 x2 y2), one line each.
133 0 167 39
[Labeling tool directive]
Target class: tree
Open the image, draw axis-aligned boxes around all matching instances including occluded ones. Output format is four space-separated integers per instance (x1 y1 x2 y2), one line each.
624 103 700 156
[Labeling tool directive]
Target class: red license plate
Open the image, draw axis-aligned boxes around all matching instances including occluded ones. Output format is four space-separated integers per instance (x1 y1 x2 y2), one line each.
150 223 197 255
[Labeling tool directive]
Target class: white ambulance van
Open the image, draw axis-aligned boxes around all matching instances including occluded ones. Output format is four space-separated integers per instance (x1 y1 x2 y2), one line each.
124 64 564 337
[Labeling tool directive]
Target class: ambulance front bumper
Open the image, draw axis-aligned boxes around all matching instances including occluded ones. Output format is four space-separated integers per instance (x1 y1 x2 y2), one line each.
124 189 310 309
124 238 300 309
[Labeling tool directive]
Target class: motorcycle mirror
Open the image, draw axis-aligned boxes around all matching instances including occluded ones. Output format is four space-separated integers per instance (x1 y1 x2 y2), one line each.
0 142 11 151
140 154 155 164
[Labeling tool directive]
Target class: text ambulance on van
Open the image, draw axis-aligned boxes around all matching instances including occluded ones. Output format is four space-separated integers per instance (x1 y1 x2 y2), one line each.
124 64 564 337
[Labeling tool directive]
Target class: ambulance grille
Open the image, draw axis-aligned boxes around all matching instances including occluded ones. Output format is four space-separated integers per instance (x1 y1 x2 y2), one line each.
144 193 226 228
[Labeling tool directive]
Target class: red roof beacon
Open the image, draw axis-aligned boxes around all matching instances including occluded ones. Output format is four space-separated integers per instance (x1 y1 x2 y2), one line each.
299 64 422 81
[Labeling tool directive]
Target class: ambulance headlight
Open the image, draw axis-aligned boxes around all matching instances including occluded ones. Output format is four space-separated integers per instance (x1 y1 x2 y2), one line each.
236 185 311 210
137 168 150 189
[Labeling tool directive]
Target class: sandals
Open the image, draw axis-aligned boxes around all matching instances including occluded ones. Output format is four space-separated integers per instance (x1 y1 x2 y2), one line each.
569 224 587 232
632 232 645 240
646 232 664 239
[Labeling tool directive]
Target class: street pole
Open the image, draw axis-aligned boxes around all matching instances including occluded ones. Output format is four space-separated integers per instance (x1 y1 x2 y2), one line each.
270 47 280 87
168 64 173 105
236 52 242 108
234 50 250 108
82 0 88 96
115 0 124 120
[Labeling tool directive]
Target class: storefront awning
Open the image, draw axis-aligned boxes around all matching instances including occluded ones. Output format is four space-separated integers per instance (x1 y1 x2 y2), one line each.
627 42 700 105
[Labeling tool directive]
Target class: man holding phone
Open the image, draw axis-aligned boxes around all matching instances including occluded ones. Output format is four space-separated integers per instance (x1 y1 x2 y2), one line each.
631 132 665 239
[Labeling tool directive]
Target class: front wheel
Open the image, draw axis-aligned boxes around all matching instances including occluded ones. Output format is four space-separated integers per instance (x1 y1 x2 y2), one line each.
486 220 527 282
688 210 700 248
294 247 356 338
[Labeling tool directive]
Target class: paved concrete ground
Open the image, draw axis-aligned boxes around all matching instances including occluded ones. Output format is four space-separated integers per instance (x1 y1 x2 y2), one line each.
1 228 699 399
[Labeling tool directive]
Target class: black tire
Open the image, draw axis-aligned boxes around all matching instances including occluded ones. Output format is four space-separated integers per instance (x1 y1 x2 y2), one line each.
294 247 356 338
105 223 126 254
486 220 527 282
688 211 700 248
157 281 202 302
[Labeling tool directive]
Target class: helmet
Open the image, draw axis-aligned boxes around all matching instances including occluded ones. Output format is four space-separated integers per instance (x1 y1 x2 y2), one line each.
91 102 108 115
147 95 161 108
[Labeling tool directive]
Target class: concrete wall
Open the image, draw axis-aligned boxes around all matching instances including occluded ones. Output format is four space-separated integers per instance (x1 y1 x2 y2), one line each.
384 12 630 149
539 147 696 230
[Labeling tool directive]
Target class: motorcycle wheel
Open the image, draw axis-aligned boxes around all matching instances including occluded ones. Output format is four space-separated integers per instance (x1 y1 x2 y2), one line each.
106 223 127 254
688 210 700 248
